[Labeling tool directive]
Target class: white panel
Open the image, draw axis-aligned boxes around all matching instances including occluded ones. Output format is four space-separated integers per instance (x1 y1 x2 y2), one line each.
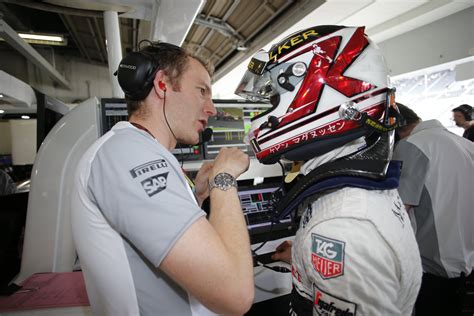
17 98 101 282
455 60 474 82
369 0 473 43
10 119 37 165
150 0 205 46
343 0 430 29
0 70 36 108
379 7 474 76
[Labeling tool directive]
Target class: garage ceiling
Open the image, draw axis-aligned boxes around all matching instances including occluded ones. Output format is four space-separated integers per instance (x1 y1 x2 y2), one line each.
0 0 471 85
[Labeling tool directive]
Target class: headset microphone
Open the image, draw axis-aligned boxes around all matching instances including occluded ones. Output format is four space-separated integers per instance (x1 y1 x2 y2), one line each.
199 128 213 144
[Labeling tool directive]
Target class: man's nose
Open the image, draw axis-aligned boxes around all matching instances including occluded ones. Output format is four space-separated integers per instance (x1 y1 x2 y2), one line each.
206 99 217 117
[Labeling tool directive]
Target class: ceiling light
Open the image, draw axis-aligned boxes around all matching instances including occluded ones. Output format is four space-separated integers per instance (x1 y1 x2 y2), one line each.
0 110 4 114
17 33 67 46
19 33 62 41
21 115 30 119
0 94 3 98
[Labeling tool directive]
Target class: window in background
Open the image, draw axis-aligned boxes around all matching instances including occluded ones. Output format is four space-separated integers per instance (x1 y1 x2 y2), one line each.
391 60 474 137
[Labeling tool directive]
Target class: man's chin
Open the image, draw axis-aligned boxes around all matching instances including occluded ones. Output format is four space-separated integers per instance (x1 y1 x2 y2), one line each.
178 137 200 146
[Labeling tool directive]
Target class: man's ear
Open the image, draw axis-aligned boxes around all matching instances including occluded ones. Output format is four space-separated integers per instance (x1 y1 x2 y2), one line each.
153 70 167 99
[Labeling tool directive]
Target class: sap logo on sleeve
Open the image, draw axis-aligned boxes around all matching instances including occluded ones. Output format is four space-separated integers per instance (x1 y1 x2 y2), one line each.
130 159 168 178
141 172 168 197
311 234 345 279
313 284 357 316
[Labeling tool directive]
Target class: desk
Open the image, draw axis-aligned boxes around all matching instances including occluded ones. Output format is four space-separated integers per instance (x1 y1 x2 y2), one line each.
1 237 294 316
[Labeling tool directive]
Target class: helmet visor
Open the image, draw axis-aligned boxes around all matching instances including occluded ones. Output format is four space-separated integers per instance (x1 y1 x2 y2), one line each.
235 50 278 102
235 50 307 103
235 70 278 102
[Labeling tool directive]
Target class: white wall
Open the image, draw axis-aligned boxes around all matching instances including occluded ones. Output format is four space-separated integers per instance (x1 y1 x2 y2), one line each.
379 7 474 76
0 50 113 103
31 53 114 102
10 119 37 165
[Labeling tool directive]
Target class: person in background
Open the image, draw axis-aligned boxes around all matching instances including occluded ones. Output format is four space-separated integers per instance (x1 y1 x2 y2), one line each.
0 169 17 196
394 103 474 316
452 103 474 141
71 42 254 315
236 25 422 315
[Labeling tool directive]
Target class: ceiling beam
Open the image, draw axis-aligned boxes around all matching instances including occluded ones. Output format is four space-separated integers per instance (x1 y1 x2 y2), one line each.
0 18 70 89
0 3 28 31
194 14 244 41
87 18 105 62
60 14 92 62
93 17 108 61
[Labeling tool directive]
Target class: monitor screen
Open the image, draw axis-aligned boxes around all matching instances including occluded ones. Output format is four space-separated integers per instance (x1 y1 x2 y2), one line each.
101 98 128 135
204 100 270 159
237 178 293 238
100 98 204 161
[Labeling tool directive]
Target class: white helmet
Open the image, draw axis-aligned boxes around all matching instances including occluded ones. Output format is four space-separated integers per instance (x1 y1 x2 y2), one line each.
236 25 395 164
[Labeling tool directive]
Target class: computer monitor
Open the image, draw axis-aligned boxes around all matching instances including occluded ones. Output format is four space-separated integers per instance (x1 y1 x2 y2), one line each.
100 98 204 161
100 98 128 135
204 100 270 159
237 177 295 243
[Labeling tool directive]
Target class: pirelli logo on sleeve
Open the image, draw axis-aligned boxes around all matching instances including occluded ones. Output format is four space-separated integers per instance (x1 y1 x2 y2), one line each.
130 159 170 197
129 159 168 178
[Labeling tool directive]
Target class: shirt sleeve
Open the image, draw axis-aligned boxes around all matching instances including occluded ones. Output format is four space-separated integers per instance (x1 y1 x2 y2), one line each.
392 140 429 206
300 218 401 315
87 136 205 267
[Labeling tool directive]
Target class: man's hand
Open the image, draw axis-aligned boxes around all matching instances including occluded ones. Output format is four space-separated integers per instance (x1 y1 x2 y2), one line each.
194 161 213 206
272 240 292 264
211 147 250 180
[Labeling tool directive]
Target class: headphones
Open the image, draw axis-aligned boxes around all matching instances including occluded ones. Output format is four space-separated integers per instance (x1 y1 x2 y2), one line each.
114 41 181 100
453 104 473 121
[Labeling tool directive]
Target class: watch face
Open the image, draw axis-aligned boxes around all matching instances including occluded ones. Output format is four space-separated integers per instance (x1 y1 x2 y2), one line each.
212 172 236 190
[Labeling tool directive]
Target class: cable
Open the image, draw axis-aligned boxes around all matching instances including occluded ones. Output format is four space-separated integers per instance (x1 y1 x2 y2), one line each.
155 86 178 143
154 86 186 165
251 160 289 260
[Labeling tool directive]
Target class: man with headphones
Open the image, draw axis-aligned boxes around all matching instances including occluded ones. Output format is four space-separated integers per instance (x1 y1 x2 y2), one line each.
71 42 254 315
393 103 474 315
452 104 474 141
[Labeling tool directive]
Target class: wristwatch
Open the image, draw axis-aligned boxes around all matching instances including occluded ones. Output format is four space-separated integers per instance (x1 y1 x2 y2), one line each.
209 172 237 191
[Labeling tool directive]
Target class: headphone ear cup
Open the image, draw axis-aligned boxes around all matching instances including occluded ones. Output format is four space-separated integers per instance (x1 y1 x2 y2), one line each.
116 52 158 100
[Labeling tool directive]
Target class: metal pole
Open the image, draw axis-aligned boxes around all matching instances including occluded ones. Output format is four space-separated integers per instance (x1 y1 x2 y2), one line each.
104 11 124 98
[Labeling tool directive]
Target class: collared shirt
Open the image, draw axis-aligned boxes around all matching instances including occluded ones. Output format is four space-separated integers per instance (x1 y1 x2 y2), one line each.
393 119 474 278
71 121 216 315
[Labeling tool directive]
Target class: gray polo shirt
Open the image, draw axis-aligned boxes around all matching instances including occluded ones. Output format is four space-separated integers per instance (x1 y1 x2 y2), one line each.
393 119 474 278
71 121 214 315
